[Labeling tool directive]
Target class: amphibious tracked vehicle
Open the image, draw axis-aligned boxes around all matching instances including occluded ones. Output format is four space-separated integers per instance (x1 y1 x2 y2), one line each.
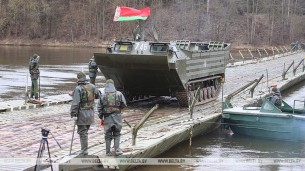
94 39 230 107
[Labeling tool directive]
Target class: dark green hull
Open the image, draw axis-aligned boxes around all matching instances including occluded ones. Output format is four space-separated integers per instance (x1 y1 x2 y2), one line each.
94 53 184 96
223 99 305 141
223 112 305 141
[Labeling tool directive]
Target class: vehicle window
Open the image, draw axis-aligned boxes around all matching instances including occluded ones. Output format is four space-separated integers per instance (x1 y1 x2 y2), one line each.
151 45 168 52
114 44 132 52
198 44 209 50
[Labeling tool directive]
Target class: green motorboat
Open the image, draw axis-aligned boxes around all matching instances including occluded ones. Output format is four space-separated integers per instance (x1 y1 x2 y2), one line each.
222 98 305 141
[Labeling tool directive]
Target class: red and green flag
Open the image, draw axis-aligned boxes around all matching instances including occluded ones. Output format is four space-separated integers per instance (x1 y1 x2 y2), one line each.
113 6 150 22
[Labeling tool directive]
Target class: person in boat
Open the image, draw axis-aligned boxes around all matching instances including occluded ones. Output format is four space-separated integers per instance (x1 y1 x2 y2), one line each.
29 54 40 99
88 56 98 85
270 87 282 109
97 79 127 156
70 72 99 156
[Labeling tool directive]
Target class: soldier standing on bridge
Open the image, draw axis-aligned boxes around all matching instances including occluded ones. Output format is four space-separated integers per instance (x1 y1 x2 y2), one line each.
98 79 127 156
88 56 98 85
29 54 40 99
70 72 99 156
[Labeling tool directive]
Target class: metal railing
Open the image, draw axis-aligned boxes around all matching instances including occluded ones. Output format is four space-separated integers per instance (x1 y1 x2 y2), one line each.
229 45 301 64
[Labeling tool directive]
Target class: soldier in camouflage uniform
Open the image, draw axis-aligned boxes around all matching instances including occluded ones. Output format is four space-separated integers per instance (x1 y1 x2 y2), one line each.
88 56 98 85
70 72 99 155
270 87 282 109
29 54 40 99
98 79 127 156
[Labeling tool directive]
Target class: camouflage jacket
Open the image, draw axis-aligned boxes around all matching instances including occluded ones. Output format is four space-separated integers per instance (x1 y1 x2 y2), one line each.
270 94 282 108
70 78 99 125
88 60 98 78
29 57 40 80
97 82 127 118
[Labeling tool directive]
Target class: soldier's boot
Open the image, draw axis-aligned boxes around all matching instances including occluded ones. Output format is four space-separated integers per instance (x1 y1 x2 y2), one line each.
105 140 111 156
30 92 34 99
114 136 123 156
80 135 88 156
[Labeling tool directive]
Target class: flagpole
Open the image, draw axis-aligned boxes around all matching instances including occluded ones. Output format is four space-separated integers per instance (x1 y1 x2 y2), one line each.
120 22 122 39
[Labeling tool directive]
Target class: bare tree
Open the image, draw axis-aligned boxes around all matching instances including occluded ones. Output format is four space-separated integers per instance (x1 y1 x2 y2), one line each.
1 0 305 45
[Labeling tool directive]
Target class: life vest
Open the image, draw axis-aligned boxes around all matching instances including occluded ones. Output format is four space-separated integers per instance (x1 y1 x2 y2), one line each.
29 58 39 74
30 68 40 74
271 95 282 107
79 84 95 109
101 91 121 114
89 61 98 72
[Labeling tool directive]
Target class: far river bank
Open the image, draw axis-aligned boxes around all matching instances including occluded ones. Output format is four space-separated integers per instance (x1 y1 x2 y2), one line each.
0 38 109 48
0 38 289 50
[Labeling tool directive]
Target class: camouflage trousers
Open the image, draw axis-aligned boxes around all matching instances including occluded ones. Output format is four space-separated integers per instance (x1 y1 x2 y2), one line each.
31 79 38 99
104 113 122 154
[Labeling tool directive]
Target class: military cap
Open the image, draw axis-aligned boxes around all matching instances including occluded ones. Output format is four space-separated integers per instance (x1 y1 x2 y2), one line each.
33 54 39 58
77 72 86 79
106 79 114 84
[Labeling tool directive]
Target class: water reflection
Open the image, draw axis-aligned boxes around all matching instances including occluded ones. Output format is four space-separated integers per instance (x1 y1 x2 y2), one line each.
137 129 305 171
0 45 100 65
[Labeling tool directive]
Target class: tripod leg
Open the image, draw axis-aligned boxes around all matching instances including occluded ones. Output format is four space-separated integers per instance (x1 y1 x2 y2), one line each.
35 139 45 171
46 140 53 171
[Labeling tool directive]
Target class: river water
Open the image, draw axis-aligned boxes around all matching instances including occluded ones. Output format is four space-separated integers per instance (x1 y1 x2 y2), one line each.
0 45 105 101
137 81 305 171
1 46 305 171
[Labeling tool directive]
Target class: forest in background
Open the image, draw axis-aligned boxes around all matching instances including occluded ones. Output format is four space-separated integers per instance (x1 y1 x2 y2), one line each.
0 0 305 47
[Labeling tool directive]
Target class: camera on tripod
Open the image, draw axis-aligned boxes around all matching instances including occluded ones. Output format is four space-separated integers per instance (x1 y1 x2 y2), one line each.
35 128 61 171
41 128 50 137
